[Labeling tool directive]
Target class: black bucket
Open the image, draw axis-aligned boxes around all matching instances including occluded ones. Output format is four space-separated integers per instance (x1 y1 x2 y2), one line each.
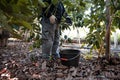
60 49 80 67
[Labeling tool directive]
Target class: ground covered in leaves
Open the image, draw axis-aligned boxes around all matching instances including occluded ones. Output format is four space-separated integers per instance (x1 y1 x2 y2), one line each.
0 42 120 80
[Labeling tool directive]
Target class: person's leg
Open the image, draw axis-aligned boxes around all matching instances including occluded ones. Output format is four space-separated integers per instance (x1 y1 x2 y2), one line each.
52 24 60 58
41 18 56 59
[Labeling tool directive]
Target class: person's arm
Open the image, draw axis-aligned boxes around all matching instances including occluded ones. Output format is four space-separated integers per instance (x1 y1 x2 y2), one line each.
64 12 72 26
59 2 72 25
63 9 72 26
41 0 56 24
42 0 55 18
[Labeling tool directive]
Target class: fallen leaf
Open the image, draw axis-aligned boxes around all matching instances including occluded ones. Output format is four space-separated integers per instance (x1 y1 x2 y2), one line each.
0 68 7 75
55 73 64 78
41 61 46 70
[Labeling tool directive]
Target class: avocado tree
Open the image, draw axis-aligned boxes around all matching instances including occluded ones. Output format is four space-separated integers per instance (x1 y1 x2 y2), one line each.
84 0 120 61
0 0 45 47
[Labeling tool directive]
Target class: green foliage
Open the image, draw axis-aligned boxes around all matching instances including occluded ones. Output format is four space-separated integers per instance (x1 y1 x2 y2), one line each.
84 0 120 56
0 0 43 41
74 13 84 27
52 0 58 5
84 0 106 52
112 10 120 29
38 0 46 8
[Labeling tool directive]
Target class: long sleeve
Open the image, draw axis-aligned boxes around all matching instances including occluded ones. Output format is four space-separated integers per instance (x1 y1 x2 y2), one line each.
42 0 55 18
41 0 72 24
55 1 65 23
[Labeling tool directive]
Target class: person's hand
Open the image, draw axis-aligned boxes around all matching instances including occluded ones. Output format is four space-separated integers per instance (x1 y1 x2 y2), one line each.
49 15 56 24
65 16 72 26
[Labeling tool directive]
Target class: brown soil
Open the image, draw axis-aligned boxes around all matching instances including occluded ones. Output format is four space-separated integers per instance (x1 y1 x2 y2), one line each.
0 42 120 80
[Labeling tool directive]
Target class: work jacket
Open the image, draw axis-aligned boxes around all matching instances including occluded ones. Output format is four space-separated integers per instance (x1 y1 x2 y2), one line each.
42 0 65 23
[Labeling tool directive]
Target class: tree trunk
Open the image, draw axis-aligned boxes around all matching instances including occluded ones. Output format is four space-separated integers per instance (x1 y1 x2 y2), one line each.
105 0 111 61
0 29 10 47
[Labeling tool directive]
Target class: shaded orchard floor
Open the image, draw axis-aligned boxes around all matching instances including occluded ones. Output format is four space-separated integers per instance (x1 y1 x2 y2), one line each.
0 41 120 80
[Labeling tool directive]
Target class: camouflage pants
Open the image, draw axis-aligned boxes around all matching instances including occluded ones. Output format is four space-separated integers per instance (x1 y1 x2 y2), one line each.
40 17 60 59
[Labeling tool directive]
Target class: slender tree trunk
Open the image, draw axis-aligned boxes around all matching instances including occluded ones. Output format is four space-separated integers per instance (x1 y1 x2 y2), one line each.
0 29 10 47
105 0 111 61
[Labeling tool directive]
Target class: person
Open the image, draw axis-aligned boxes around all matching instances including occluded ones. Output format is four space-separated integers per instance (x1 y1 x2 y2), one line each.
40 0 72 63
